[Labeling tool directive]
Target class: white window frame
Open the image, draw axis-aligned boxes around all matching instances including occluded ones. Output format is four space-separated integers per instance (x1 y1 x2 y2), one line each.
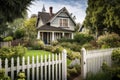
59 18 69 27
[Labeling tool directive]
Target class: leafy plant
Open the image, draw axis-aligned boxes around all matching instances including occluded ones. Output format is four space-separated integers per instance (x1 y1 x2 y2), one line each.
3 36 13 42
0 69 11 80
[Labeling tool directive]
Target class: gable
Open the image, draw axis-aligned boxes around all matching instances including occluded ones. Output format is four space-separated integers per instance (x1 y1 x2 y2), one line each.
50 8 76 30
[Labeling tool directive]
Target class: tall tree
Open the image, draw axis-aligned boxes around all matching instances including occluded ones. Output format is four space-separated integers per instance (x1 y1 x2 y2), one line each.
84 0 120 36
0 0 34 23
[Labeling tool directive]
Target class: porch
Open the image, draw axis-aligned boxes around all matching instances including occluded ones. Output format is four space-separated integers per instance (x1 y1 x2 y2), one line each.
37 31 74 44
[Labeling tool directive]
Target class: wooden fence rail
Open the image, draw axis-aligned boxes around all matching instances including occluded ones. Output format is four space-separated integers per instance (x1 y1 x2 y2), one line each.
0 49 67 80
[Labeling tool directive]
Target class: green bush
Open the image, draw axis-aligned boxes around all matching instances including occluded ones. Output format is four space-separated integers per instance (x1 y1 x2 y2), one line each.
31 40 45 50
54 46 64 54
97 33 120 48
0 69 11 80
86 71 111 80
14 29 25 39
112 48 120 66
60 42 81 52
50 40 58 46
0 45 27 66
3 36 13 42
74 33 94 45
17 72 26 80
83 43 94 50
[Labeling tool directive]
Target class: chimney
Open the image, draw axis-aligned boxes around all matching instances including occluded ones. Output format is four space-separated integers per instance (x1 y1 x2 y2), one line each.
49 6 53 16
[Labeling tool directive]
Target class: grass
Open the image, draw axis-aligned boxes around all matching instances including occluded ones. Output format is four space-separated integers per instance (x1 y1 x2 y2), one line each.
25 50 52 58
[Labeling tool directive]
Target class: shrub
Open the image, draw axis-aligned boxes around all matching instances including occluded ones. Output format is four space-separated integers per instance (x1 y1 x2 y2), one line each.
97 33 120 48
17 72 26 80
50 40 58 46
0 69 11 80
3 36 13 42
112 48 120 66
31 40 45 50
83 43 94 50
54 46 64 54
14 29 25 39
86 71 111 80
0 45 27 66
74 33 94 45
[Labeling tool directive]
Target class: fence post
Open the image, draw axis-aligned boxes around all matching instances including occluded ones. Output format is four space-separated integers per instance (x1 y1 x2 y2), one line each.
62 49 67 80
81 48 87 79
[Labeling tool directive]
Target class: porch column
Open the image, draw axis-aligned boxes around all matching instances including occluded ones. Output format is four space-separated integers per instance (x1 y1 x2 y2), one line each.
62 32 64 38
37 31 40 39
52 32 54 41
71 33 74 39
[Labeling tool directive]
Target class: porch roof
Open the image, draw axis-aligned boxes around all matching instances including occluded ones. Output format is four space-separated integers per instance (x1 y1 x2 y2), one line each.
37 24 74 32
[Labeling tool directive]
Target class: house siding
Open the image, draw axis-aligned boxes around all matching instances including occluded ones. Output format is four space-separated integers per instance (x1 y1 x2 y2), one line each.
51 12 75 30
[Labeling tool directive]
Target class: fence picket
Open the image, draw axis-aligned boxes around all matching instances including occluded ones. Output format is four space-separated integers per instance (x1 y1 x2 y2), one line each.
52 54 54 80
48 54 51 80
5 58 8 76
32 56 35 80
44 55 47 80
17 57 20 74
22 57 25 72
55 54 58 80
27 56 30 80
58 53 61 80
36 56 39 80
11 58 14 80
40 55 43 80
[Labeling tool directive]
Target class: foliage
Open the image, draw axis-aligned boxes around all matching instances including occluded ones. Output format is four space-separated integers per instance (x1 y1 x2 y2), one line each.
112 48 120 66
0 45 27 66
74 33 94 45
84 0 120 35
97 33 120 48
23 17 37 40
50 40 58 46
83 43 94 50
86 71 111 80
3 36 13 42
0 0 34 23
67 64 81 80
17 72 26 80
14 29 25 39
31 40 45 50
54 46 64 54
0 69 11 80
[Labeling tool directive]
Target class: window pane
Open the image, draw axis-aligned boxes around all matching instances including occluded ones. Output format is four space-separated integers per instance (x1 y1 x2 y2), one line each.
60 19 62 26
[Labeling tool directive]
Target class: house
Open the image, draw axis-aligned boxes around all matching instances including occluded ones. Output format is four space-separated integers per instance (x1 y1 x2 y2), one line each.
36 6 76 44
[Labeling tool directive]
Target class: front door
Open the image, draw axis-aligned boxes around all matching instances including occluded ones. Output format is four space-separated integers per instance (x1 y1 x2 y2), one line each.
43 32 47 44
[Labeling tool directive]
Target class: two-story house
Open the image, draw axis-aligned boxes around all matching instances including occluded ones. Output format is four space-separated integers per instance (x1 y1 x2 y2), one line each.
36 6 76 44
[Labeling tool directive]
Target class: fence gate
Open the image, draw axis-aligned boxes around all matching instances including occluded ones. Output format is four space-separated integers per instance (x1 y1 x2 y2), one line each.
81 48 114 79
0 49 67 80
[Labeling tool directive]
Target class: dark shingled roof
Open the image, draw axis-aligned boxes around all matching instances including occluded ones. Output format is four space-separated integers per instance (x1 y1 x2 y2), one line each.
38 12 55 24
37 24 74 32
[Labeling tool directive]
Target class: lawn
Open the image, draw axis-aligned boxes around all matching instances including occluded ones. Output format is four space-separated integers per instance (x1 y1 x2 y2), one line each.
25 50 52 58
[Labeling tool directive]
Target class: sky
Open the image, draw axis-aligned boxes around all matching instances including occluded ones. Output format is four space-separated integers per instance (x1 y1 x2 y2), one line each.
27 0 88 23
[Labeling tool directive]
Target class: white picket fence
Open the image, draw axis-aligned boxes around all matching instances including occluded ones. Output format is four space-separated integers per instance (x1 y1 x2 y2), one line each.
81 48 115 79
0 49 67 80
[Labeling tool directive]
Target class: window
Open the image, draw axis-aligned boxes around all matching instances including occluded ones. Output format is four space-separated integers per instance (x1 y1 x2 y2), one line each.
59 18 68 27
